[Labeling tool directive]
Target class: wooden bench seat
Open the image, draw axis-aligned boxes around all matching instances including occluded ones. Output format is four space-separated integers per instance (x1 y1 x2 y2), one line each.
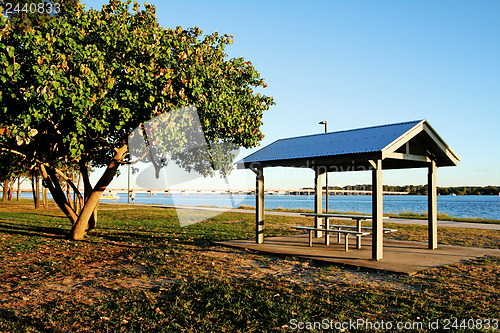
322 224 398 234
291 226 370 251
320 224 397 244
322 224 398 233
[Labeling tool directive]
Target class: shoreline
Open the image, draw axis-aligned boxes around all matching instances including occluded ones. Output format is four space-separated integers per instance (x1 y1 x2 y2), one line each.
10 196 500 224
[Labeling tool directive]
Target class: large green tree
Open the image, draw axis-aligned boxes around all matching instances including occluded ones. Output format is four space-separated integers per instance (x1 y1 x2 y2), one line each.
0 0 273 239
0 151 24 201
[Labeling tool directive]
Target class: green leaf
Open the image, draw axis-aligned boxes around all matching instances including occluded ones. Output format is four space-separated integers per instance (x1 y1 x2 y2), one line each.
6 46 14 58
6 65 14 77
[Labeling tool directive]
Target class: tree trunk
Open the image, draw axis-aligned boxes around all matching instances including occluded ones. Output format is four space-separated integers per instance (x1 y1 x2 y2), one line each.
80 162 97 231
16 177 21 201
39 165 78 223
2 179 8 202
75 172 82 214
70 144 127 240
8 179 14 201
89 204 98 231
35 173 40 208
31 172 40 209
42 186 48 207
66 181 72 209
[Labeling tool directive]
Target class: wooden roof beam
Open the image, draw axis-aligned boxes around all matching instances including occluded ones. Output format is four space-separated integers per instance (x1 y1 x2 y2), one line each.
382 120 425 157
422 123 460 166
385 152 431 163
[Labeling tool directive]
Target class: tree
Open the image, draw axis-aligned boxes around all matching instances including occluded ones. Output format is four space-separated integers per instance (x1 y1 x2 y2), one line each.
0 151 31 201
0 0 274 239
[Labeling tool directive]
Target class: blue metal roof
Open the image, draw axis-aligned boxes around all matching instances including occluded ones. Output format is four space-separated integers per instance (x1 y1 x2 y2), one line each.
238 120 424 164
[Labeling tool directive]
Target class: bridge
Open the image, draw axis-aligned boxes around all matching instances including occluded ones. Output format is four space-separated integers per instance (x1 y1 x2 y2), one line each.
18 188 409 196
19 188 409 196
106 188 409 196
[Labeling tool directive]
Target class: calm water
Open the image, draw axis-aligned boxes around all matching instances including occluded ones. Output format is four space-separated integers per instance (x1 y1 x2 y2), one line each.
22 192 499 220
104 193 499 220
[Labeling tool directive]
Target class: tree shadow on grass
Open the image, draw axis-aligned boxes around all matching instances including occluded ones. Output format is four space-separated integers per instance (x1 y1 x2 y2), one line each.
0 221 69 239
0 308 24 330
24 212 67 219
89 230 188 245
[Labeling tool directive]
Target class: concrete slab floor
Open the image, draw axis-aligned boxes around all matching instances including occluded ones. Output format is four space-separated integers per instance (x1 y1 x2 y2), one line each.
216 235 500 274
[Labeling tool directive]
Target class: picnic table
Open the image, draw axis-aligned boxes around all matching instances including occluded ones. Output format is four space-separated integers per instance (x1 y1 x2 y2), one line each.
294 213 396 250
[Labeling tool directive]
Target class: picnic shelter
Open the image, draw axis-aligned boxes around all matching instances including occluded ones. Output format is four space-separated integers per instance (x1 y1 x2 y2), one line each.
236 119 460 261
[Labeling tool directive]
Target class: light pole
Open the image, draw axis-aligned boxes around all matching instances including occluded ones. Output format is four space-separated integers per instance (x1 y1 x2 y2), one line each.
319 121 328 213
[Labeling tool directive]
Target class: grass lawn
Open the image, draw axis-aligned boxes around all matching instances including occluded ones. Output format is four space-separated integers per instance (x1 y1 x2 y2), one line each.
0 200 499 332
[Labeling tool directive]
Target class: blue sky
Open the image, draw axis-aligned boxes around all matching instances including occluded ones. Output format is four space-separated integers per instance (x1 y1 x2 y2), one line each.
84 0 500 190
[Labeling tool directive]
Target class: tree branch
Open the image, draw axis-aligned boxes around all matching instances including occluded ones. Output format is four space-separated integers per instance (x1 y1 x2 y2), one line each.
39 165 78 224
79 160 98 230
71 144 128 240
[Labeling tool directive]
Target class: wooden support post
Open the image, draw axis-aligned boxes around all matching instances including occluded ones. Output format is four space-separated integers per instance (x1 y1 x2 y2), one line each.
314 167 324 238
325 217 330 245
372 159 384 261
428 160 438 249
256 167 265 244
356 219 362 249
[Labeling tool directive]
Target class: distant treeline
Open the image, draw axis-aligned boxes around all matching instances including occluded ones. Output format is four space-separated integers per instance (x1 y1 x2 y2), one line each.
319 185 499 195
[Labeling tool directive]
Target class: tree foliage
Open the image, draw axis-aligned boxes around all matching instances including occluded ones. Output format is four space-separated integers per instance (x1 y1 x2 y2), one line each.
0 0 274 239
